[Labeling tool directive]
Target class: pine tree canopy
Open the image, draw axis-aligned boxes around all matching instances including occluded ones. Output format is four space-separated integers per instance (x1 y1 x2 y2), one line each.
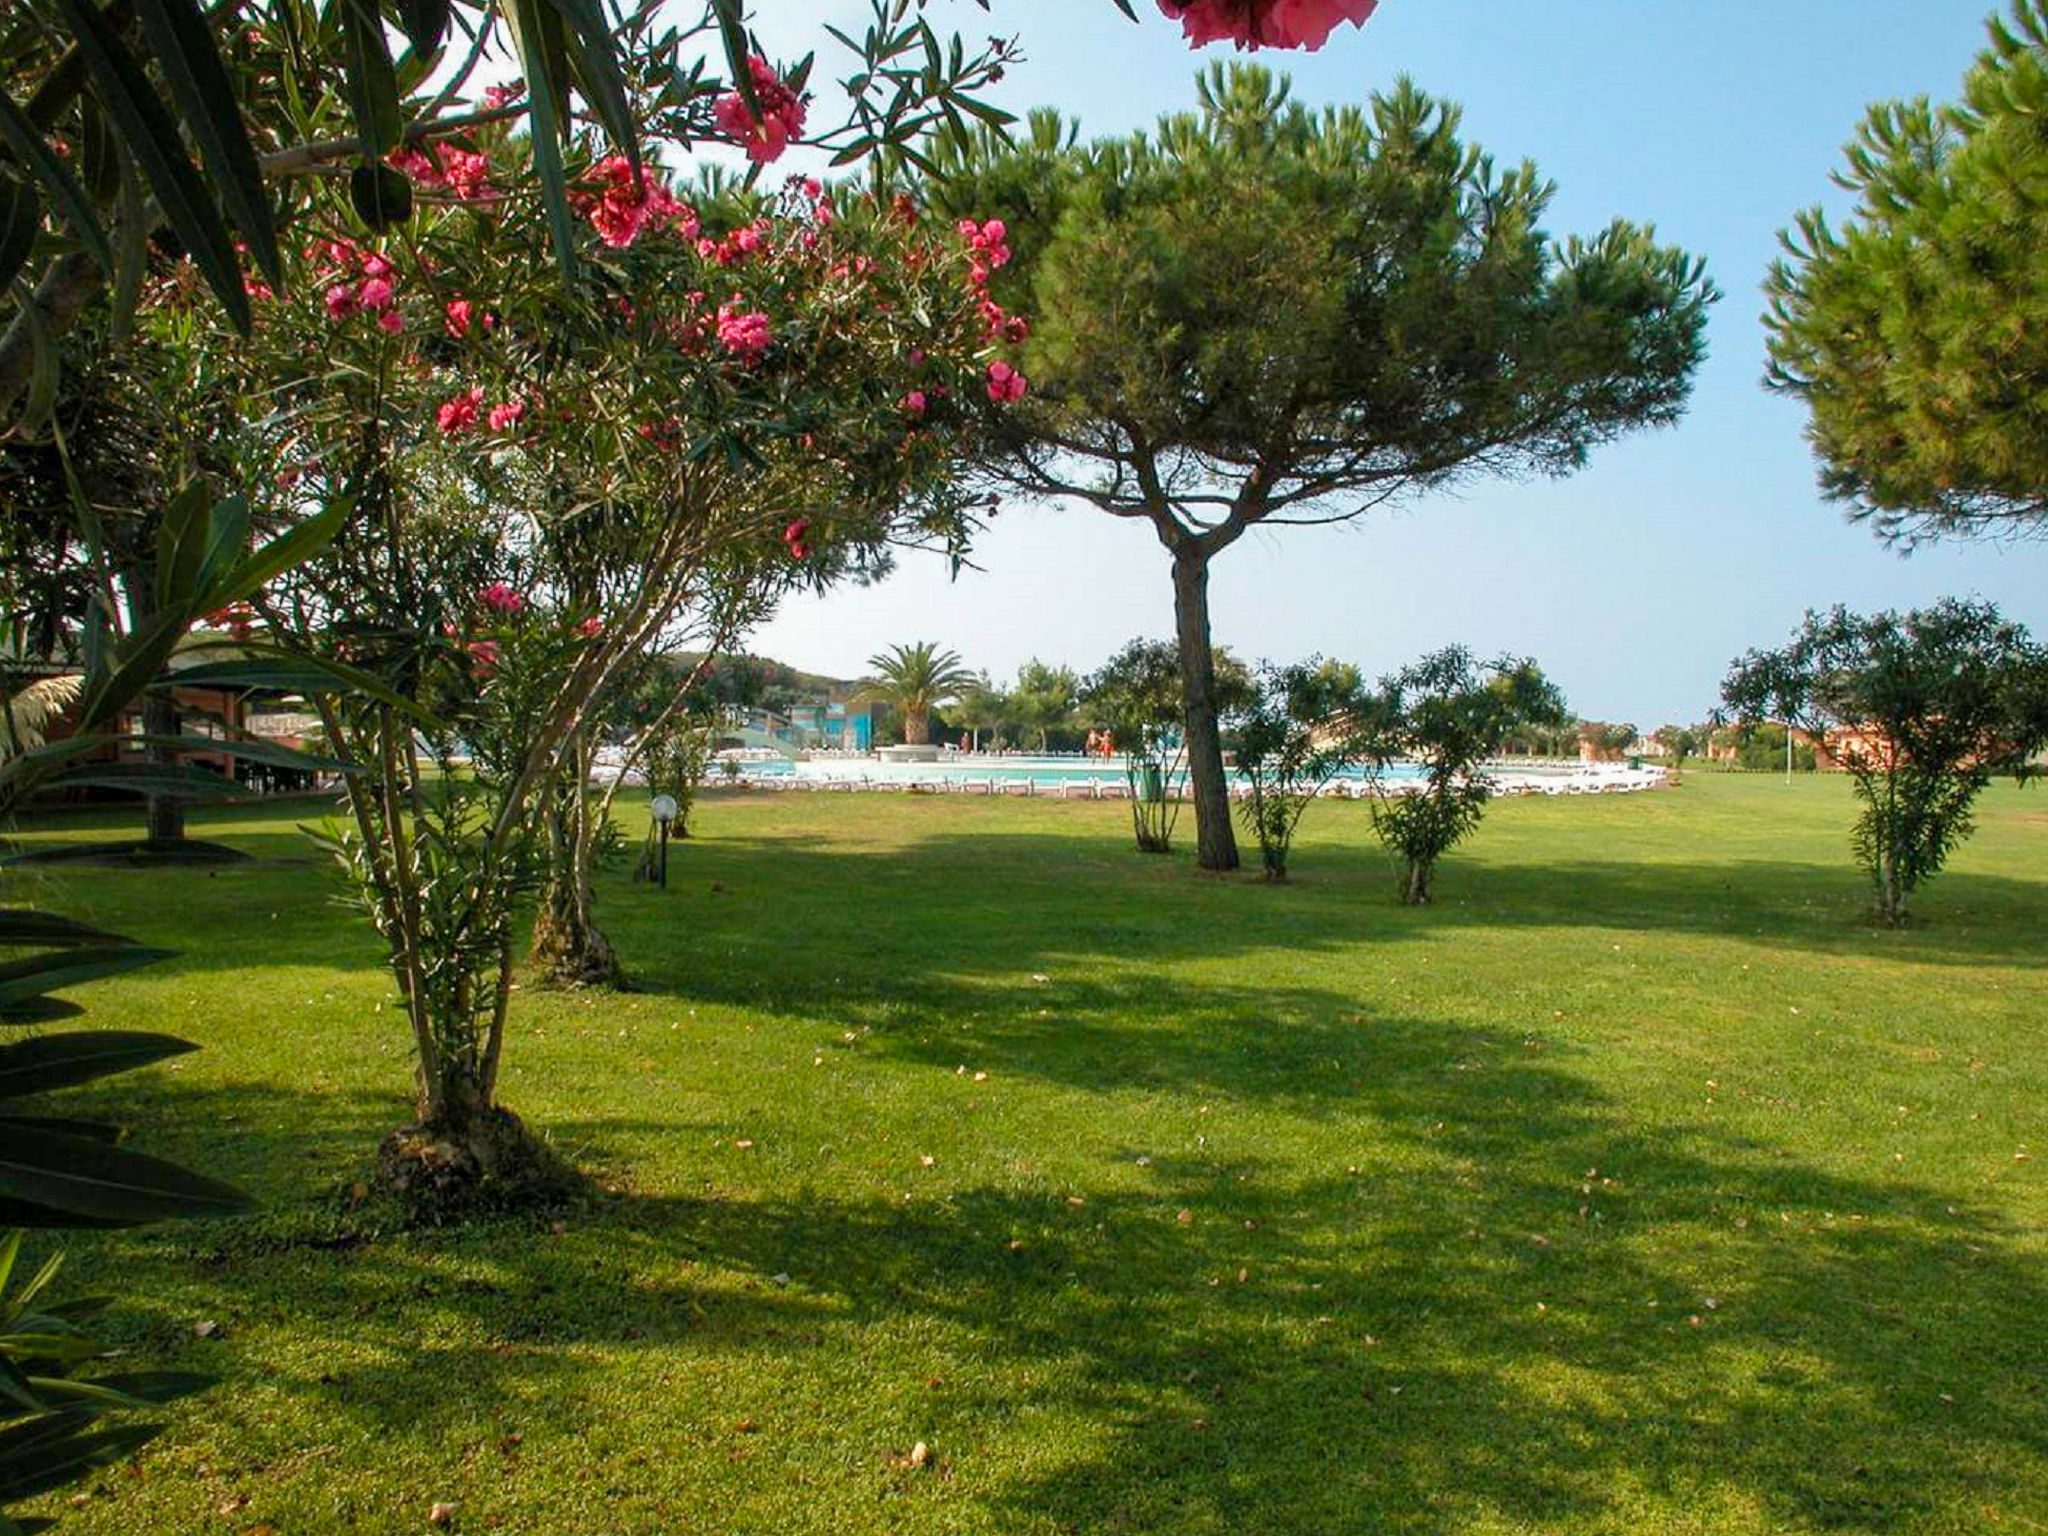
934 63 1716 551
1766 0 2048 544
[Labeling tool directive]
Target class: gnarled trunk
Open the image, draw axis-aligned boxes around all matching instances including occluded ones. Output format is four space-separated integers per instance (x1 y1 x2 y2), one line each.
530 762 623 987
1171 548 1238 872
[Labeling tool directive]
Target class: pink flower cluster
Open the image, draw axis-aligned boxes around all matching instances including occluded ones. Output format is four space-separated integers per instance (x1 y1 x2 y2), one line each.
444 298 499 339
711 57 807 165
697 218 770 268
437 391 528 437
477 582 526 615
715 301 773 363
388 140 496 202
480 80 526 111
959 218 1030 403
986 361 1027 403
315 242 405 332
1156 0 1377 51
578 155 696 250
783 518 810 560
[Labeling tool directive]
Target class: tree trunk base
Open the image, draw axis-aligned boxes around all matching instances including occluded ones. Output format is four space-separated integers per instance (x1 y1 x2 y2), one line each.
375 1106 583 1221
529 909 625 990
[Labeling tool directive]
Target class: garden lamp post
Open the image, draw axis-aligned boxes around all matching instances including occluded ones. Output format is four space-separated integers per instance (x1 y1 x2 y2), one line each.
650 794 678 889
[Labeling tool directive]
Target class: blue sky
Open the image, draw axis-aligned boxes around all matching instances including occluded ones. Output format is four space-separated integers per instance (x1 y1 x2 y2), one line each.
744 0 2048 726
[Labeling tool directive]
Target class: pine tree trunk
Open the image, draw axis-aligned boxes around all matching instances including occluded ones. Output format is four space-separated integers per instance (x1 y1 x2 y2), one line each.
1172 549 1239 872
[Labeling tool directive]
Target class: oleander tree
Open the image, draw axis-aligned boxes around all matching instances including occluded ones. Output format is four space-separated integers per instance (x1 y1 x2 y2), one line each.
1721 601 2048 926
1364 648 1566 905
934 64 1715 871
1765 0 2048 545
1231 657 1374 879
1084 636 1252 852
160 45 1031 1203
2 0 1383 423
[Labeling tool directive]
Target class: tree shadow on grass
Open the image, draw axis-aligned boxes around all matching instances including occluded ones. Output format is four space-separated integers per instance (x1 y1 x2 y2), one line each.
47 1020 2048 1534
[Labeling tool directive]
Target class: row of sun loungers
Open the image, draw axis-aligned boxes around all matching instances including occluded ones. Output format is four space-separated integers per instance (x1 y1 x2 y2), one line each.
715 767 1668 798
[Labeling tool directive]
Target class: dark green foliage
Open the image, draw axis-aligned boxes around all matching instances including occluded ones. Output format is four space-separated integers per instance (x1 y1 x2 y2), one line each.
1084 639 1185 852
1721 599 2048 923
937 64 1714 871
1230 658 1372 879
1765 0 2048 543
1365 648 1568 904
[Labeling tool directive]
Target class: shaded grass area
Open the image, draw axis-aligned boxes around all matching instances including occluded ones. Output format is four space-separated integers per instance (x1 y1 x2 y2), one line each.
5 776 2047 1534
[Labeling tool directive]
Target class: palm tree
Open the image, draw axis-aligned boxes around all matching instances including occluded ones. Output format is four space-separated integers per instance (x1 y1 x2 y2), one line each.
859 642 975 746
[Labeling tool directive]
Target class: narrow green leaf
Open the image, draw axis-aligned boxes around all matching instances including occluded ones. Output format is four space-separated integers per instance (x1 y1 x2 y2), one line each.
0 180 39 298
53 0 249 332
0 951 177 1013
503 0 577 280
0 87 113 280
0 1034 198 1098
542 0 639 169
333 0 405 159
152 479 214 614
348 160 412 231
189 494 252 605
0 1415 161 1502
0 912 131 950
131 0 281 285
0 1125 250 1226
391 0 449 55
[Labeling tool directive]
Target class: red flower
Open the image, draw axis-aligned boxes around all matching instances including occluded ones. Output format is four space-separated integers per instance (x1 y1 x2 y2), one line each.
487 400 527 432
1155 0 1377 51
712 57 807 165
716 302 773 363
477 581 525 614
445 299 474 339
782 518 811 560
986 361 1028 403
578 617 604 638
437 388 485 436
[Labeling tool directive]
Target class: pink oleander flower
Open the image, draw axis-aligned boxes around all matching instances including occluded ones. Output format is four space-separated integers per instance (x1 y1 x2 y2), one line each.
389 142 498 202
902 389 928 419
445 299 474 338
712 56 807 165
715 301 772 363
437 387 485 436
986 360 1028 403
466 639 500 673
324 283 355 322
360 252 393 279
478 581 525 614
481 80 526 111
782 518 810 560
487 400 527 432
357 275 394 312
579 154 686 249
578 617 604 638
1156 0 1376 51
376 309 405 333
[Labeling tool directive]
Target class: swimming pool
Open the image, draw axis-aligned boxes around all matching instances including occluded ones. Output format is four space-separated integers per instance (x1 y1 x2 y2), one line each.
709 754 1657 795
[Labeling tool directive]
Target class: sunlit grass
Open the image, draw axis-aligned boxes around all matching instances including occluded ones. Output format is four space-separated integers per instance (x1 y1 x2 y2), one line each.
9 773 2047 1534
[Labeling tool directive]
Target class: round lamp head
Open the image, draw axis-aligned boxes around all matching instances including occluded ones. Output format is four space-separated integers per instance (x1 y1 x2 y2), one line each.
650 794 679 824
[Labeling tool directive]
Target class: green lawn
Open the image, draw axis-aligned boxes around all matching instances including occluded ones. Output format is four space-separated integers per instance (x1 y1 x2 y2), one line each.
7 775 2047 1535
